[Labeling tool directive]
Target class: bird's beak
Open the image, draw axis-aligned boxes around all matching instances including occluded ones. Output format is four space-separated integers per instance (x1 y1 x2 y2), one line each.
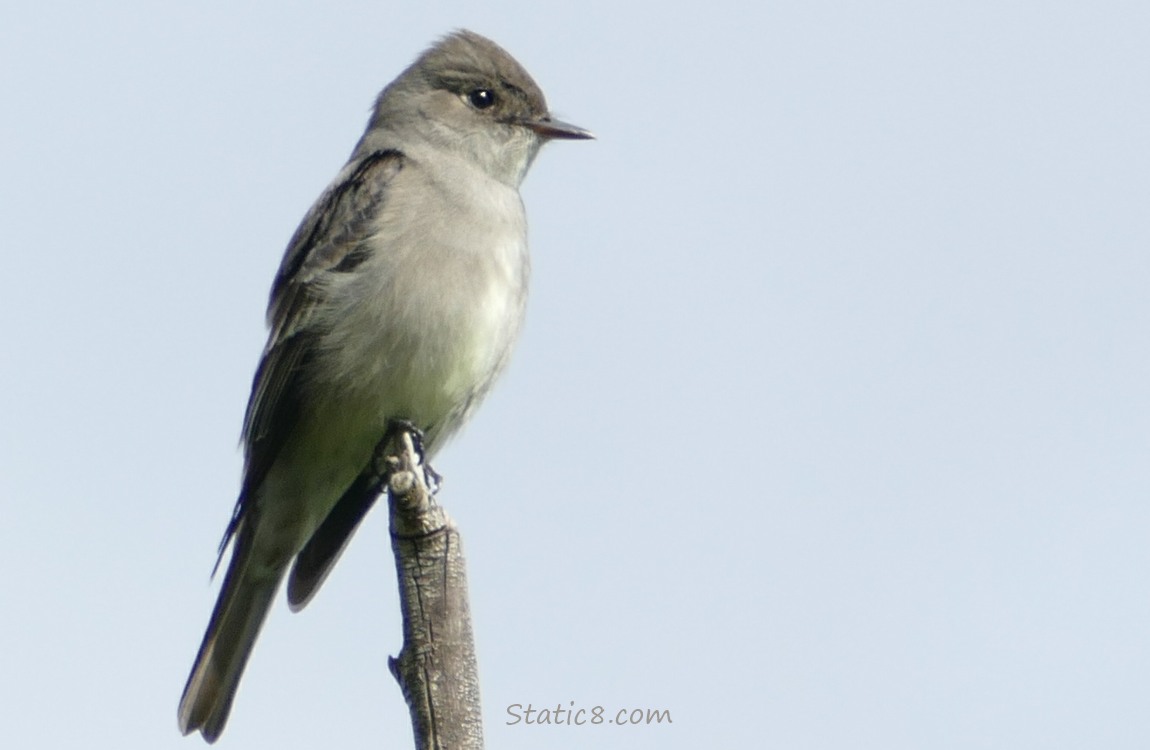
521 115 595 141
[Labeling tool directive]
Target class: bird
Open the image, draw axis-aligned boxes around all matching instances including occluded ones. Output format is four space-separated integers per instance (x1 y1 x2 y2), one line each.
177 29 592 742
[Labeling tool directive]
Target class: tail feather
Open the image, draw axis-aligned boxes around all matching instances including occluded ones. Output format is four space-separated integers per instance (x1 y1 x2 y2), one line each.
178 529 282 743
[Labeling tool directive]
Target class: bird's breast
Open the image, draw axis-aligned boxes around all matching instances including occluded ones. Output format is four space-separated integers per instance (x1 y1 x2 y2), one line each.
313 173 529 442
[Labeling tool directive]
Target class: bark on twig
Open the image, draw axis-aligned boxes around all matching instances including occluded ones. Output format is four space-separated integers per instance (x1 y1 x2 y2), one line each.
375 424 483 750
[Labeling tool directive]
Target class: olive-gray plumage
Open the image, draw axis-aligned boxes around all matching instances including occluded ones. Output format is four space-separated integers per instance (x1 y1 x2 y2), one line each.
178 30 591 742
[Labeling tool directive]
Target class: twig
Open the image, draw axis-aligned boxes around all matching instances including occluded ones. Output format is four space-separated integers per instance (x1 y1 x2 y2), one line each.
377 424 484 750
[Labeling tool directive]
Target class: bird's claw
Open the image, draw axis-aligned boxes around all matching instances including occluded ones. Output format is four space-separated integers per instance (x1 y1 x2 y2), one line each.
386 419 441 495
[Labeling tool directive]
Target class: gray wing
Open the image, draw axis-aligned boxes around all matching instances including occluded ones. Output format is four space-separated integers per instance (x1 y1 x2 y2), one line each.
215 149 405 565
287 465 380 610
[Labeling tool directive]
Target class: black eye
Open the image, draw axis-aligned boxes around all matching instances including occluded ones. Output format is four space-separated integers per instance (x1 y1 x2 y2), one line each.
467 88 496 110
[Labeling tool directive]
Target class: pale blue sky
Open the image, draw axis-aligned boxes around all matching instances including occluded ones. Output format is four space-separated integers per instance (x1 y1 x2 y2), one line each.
2 2 1148 748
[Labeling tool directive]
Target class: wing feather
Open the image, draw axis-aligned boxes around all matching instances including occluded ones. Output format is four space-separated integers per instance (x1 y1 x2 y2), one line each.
214 149 405 565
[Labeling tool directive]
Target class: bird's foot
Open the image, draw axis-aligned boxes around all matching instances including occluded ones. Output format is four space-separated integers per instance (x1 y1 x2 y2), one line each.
422 463 443 495
386 419 442 495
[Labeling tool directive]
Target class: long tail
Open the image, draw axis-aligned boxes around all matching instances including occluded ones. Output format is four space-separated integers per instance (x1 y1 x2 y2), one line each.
178 528 282 743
